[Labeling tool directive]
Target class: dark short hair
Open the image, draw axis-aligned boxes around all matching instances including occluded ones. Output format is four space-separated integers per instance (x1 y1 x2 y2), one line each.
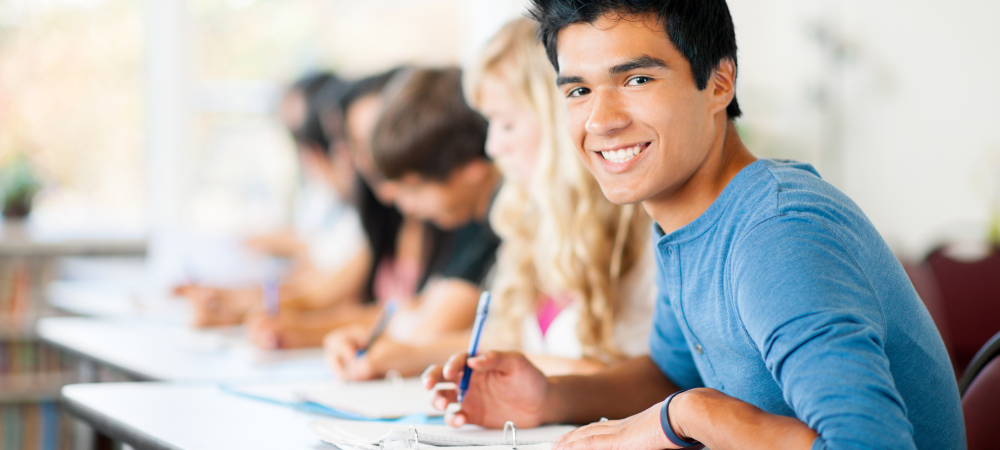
315 76 354 151
340 67 407 115
528 0 742 119
371 67 488 181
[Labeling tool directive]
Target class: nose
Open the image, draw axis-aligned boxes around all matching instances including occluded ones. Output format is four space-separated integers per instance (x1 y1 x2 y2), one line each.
585 89 630 137
484 126 503 160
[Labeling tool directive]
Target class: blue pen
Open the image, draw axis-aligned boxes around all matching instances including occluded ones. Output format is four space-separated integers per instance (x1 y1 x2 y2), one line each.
263 277 280 317
458 291 491 403
355 301 399 358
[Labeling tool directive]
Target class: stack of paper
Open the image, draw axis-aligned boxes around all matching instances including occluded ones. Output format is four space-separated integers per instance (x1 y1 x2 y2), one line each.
309 419 577 449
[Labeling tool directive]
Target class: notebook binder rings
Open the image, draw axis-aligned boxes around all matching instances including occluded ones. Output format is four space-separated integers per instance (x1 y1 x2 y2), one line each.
378 421 522 449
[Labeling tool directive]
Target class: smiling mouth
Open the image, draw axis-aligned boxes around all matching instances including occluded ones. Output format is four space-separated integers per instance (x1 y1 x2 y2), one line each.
598 143 649 164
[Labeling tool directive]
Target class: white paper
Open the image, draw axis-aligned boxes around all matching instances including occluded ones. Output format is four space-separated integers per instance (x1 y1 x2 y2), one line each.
302 378 442 418
225 378 441 419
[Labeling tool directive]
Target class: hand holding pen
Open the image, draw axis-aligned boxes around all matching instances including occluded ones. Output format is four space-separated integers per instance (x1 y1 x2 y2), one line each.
422 349 551 429
355 301 398 358
324 300 399 380
421 291 553 428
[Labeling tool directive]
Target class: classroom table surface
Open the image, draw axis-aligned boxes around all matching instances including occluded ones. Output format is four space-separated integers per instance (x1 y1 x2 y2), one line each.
62 382 336 450
0 218 146 257
45 278 189 318
38 316 330 382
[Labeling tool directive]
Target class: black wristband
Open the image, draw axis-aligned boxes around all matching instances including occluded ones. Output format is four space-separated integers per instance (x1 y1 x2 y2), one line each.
660 390 703 448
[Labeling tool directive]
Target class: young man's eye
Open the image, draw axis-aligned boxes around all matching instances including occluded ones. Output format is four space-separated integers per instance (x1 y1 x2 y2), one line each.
626 76 652 86
567 87 590 98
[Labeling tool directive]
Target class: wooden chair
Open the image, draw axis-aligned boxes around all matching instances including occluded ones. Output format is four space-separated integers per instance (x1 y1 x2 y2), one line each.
959 331 1000 450
925 245 1000 371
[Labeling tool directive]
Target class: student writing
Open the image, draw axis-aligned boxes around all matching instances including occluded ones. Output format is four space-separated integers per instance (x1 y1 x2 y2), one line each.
249 68 501 350
179 73 368 328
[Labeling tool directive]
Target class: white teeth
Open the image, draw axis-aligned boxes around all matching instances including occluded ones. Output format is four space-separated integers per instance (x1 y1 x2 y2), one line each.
599 144 646 163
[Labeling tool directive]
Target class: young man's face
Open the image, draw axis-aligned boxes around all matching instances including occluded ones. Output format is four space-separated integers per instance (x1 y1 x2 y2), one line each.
556 13 724 205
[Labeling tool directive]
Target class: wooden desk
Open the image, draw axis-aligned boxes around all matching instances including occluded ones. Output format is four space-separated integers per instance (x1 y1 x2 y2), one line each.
62 382 334 450
38 316 330 382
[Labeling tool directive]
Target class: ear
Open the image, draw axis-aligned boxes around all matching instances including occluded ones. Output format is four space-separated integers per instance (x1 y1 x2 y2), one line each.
709 59 737 116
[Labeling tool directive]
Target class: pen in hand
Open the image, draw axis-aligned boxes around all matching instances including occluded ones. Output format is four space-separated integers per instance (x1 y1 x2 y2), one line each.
355 301 399 358
458 291 491 403
263 277 280 317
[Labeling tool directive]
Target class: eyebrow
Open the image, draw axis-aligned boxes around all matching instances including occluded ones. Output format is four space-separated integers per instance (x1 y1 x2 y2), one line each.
609 55 669 76
555 75 584 86
555 55 669 87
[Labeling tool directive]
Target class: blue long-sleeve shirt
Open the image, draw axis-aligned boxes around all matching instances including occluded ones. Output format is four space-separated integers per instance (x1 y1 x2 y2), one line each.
648 159 965 450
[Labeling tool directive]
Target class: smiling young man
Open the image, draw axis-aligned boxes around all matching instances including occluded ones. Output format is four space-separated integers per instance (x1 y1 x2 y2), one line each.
422 1 966 449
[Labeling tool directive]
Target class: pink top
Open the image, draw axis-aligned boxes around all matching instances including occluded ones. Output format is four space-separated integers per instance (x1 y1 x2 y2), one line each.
536 294 573 337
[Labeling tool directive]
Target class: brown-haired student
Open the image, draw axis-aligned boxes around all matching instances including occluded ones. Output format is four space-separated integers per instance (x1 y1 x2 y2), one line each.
323 67 504 379
251 68 501 355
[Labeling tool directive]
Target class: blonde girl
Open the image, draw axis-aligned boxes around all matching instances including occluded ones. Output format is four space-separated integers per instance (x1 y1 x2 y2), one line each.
466 18 654 373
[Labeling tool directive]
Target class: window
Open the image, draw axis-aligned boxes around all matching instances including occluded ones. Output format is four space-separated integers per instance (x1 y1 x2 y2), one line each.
0 0 145 234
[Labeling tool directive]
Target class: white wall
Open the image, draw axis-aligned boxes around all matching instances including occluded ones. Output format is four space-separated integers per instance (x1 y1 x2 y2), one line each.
458 0 532 65
729 0 1000 258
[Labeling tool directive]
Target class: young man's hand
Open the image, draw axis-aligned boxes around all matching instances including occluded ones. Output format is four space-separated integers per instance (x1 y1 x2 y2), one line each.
556 387 819 450
552 401 678 450
422 351 552 429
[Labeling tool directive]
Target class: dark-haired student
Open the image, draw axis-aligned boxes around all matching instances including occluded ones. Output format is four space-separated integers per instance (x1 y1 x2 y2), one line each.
248 71 356 258
246 68 501 350
179 73 370 327
423 1 964 449
322 67 504 379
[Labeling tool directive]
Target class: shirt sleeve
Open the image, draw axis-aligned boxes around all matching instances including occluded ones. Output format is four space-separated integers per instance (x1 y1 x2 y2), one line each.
649 251 704 391
731 214 916 450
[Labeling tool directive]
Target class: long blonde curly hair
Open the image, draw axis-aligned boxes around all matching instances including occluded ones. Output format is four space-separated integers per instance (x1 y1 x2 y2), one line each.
465 18 651 362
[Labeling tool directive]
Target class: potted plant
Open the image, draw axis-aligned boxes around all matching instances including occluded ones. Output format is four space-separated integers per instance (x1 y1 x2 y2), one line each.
0 154 43 219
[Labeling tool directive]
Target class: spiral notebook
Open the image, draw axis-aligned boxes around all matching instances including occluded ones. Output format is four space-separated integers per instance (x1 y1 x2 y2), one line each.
309 418 577 449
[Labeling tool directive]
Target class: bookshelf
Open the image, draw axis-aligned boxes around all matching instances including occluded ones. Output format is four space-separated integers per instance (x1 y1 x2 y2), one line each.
0 218 146 450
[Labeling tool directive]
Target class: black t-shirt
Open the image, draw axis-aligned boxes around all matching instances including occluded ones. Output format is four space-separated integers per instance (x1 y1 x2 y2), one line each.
424 219 500 289
355 175 500 298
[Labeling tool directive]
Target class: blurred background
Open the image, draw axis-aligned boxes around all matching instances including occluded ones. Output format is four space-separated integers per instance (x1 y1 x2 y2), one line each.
1 0 999 448
1 0 998 255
